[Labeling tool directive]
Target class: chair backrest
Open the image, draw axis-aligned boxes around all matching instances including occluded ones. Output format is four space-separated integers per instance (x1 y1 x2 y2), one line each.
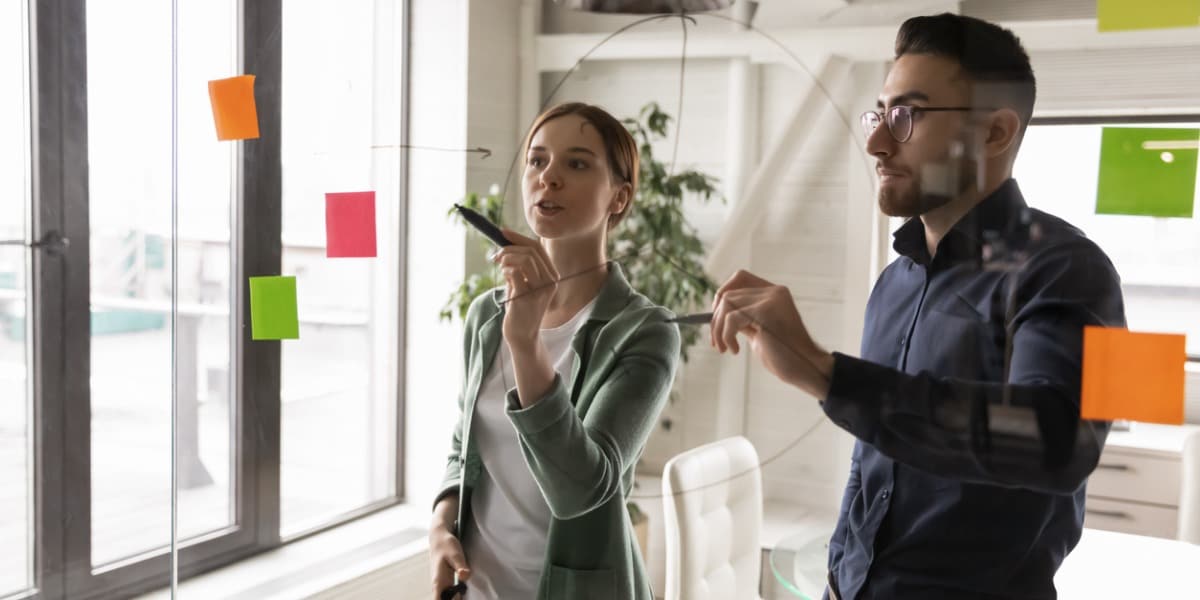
1179 431 1200 544
661 436 762 600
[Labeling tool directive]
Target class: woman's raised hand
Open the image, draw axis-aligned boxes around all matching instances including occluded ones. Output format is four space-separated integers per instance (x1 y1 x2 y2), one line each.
494 228 560 350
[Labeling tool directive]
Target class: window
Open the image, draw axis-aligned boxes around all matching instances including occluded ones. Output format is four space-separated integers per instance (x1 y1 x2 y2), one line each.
86 0 238 567
6 1 409 597
0 0 32 596
1015 120 1200 358
880 118 1200 422
279 0 405 538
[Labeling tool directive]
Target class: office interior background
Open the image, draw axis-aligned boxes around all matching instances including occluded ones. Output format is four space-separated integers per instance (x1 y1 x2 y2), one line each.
1 0 1198 598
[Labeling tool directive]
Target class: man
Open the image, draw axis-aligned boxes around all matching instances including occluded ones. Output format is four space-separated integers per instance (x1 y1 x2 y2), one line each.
710 13 1125 600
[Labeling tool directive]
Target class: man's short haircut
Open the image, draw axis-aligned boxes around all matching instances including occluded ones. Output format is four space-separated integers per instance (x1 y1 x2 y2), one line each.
895 13 1036 143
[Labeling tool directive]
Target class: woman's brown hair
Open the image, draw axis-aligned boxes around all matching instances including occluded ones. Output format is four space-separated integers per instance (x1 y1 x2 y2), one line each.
523 102 639 228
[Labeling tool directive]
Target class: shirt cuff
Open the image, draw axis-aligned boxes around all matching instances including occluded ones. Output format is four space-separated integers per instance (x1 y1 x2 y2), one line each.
505 374 573 436
821 352 888 435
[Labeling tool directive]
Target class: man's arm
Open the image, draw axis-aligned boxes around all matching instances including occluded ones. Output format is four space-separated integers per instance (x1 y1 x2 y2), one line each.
820 244 1124 494
713 241 1125 495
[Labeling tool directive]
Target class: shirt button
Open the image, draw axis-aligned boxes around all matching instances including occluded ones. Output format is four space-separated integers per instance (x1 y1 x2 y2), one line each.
881 489 890 500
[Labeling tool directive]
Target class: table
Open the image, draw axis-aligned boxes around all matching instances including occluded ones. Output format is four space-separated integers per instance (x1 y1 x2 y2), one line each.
767 527 1200 599
767 527 832 600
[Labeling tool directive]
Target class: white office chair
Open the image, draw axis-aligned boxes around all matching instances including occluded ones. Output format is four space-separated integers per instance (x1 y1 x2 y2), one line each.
661 436 763 600
1179 431 1200 544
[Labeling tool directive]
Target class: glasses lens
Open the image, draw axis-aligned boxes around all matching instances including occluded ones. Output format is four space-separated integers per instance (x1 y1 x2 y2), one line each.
888 106 912 142
861 112 880 138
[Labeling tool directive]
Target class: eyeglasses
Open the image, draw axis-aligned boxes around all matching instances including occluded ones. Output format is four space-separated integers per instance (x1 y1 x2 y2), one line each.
860 105 985 143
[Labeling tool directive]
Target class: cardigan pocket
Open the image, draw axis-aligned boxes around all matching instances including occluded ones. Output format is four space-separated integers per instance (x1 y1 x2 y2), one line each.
547 565 617 599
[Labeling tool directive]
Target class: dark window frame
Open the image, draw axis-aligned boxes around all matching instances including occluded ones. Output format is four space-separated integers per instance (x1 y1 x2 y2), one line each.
21 0 410 598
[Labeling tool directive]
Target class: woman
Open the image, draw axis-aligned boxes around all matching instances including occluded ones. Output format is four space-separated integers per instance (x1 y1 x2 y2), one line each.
428 103 681 600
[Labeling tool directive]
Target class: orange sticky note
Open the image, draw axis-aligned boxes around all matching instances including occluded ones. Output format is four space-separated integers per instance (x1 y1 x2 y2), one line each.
1081 326 1186 424
208 75 260 141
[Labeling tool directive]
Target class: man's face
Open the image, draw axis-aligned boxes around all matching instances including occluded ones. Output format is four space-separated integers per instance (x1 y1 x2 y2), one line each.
868 53 979 218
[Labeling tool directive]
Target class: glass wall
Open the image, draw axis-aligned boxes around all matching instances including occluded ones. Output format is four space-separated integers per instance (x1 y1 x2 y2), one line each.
0 0 33 595
86 0 239 568
279 0 404 538
10 1 408 597
1016 122 1200 356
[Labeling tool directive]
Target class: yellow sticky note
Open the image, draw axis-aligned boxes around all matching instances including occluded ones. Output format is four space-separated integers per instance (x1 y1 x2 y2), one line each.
1097 0 1200 32
208 75 260 141
1081 326 1186 424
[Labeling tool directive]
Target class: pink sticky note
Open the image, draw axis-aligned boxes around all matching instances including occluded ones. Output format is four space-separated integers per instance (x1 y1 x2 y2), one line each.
325 191 377 258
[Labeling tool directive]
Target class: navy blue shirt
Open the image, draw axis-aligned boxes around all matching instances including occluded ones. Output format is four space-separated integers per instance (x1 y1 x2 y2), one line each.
822 179 1126 599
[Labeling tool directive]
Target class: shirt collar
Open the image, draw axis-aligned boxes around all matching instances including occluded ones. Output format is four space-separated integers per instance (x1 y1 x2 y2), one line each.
892 178 1029 266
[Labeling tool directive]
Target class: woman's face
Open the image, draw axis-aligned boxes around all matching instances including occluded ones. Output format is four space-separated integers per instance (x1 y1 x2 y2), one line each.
522 114 628 242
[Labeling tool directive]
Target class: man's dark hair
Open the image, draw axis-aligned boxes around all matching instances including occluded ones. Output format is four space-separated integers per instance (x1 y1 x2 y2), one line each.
896 13 1036 142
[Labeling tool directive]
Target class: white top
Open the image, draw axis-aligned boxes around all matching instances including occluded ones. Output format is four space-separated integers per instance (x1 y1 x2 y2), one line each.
462 298 596 600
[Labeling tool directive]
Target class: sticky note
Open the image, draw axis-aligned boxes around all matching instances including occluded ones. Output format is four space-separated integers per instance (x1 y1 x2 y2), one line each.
1096 127 1198 218
325 191 378 258
1097 0 1200 32
249 276 299 340
208 75 260 141
1081 326 1186 424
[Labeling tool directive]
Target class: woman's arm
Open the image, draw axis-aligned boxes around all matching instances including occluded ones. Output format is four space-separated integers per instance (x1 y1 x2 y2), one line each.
506 315 681 520
492 228 561 407
508 337 558 409
432 293 490 510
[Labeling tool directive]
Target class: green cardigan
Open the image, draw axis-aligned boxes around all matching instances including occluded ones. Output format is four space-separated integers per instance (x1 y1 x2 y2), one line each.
434 264 681 600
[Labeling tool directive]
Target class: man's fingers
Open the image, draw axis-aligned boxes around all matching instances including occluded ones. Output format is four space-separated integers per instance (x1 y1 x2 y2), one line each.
711 290 745 352
712 290 767 353
711 288 747 351
716 269 773 298
721 308 760 355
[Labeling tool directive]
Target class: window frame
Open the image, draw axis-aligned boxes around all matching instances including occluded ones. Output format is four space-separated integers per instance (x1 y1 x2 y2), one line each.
22 0 411 598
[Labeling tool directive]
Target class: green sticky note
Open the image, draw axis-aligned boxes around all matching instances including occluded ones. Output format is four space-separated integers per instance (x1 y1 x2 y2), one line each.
1097 0 1200 32
249 276 299 340
1096 127 1198 218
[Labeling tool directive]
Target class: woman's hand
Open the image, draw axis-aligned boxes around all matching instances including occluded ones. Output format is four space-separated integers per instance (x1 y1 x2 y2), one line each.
429 498 470 599
494 228 559 351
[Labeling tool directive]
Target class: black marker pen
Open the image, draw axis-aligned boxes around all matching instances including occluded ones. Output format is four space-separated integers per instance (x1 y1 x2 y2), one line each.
454 204 512 247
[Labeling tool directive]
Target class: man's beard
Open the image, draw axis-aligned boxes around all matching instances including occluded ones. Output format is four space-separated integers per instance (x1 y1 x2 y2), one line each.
877 146 977 218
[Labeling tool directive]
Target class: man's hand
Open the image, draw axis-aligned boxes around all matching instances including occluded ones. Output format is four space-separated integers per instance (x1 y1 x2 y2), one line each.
710 270 835 399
